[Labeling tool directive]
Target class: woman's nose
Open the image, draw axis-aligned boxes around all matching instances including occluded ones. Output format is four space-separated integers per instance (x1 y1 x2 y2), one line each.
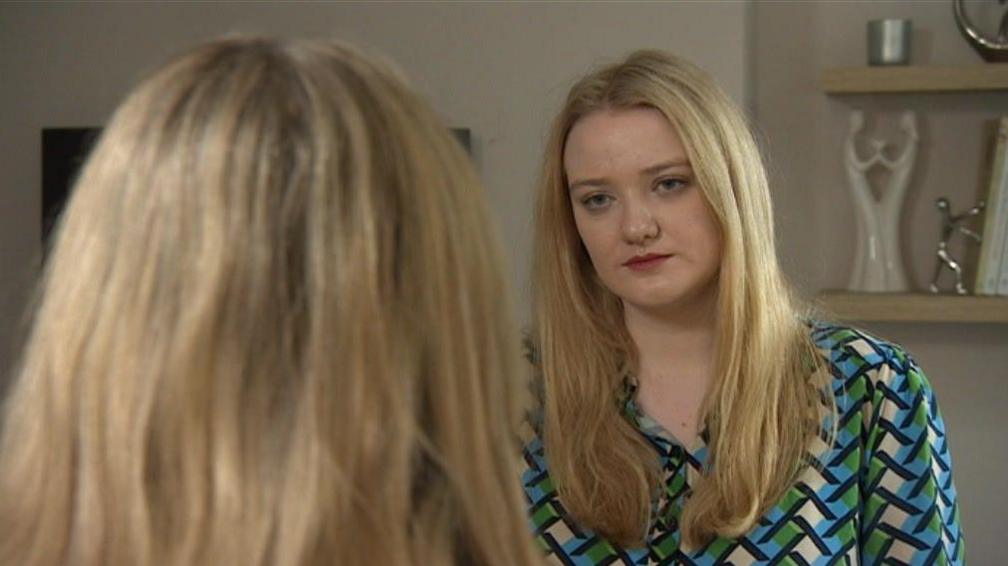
621 200 659 245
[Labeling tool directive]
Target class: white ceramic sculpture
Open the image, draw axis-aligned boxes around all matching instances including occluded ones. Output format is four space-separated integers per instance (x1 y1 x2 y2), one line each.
844 111 918 292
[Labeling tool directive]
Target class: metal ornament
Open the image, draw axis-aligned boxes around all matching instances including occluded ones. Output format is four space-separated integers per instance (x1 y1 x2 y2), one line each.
929 197 986 295
954 0 1008 62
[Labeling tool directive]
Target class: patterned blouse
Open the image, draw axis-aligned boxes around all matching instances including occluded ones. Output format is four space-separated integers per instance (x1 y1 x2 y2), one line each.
521 323 964 565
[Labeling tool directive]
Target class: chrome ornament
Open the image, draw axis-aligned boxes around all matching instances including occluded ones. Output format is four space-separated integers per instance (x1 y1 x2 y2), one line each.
954 0 1008 62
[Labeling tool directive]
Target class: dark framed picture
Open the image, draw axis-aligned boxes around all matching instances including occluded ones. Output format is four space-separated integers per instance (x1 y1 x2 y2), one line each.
41 127 101 244
451 127 471 155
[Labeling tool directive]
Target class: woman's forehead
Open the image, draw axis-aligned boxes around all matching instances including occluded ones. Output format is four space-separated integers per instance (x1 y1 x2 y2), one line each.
563 107 688 178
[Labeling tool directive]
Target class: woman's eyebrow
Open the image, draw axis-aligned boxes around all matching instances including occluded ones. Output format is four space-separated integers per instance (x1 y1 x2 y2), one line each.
640 159 691 176
567 159 692 191
567 177 608 192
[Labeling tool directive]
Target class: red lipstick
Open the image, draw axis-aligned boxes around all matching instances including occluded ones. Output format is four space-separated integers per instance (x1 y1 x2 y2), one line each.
623 253 672 271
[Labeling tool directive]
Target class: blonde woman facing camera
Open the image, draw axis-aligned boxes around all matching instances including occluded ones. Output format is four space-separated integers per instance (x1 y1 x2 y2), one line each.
0 37 542 566
522 51 964 565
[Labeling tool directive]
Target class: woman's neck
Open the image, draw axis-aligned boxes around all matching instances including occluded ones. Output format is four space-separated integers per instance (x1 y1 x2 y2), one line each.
623 292 717 383
622 293 717 445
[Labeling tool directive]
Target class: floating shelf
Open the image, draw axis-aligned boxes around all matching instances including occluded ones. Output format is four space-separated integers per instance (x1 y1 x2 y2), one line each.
816 291 1008 323
821 65 1008 94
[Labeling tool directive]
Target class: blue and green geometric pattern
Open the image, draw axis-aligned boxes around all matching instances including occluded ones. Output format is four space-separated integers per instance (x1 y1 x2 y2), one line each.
521 322 964 565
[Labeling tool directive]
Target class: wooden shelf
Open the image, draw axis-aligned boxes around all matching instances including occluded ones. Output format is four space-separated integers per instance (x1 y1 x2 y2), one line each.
817 291 1008 323
821 65 1008 94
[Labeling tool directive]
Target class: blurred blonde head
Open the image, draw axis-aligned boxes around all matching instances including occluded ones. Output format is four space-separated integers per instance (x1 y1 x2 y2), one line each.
532 50 830 548
0 36 540 566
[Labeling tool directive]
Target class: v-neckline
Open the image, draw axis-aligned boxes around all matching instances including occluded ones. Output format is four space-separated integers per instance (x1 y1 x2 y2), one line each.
621 376 708 456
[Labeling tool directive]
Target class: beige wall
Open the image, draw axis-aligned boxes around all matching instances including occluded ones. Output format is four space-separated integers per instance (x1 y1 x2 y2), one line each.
0 1 1003 562
754 2 1006 562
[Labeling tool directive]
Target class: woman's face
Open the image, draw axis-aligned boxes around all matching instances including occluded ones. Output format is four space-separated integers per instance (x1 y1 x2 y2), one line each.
563 106 722 316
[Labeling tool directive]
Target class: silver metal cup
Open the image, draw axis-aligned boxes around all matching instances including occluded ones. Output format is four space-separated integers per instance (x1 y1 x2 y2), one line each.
868 19 912 66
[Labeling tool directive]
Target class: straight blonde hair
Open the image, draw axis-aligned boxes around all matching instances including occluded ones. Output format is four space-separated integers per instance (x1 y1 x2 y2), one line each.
0 36 541 566
531 50 831 549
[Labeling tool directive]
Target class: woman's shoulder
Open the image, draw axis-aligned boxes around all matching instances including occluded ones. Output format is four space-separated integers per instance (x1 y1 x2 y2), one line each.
807 320 935 411
809 321 905 366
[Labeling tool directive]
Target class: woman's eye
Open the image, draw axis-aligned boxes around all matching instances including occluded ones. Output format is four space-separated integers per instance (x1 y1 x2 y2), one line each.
581 193 613 210
656 178 686 193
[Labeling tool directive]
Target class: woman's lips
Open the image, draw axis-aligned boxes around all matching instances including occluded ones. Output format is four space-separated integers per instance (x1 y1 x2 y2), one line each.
623 253 672 271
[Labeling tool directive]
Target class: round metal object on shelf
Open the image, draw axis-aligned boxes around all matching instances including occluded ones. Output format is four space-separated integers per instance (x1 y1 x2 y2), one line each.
954 0 1008 63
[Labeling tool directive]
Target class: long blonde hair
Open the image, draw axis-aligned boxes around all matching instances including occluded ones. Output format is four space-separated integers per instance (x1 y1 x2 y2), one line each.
0 36 540 566
532 50 830 548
